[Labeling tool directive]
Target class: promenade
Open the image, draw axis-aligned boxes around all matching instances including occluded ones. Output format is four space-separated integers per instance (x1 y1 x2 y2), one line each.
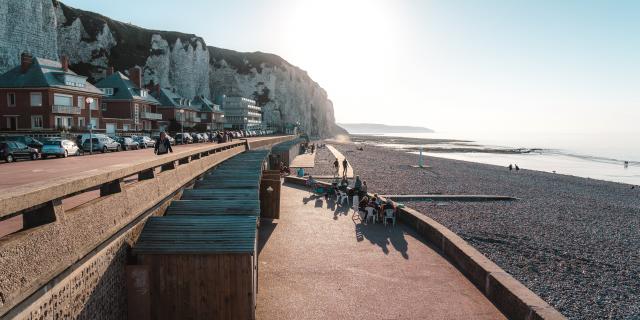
0 137 273 191
257 182 505 319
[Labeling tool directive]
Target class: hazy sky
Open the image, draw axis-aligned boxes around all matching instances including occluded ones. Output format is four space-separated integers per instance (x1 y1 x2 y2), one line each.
62 0 640 134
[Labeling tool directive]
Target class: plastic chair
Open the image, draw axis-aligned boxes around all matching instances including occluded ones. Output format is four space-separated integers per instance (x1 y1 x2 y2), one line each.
365 207 376 224
352 195 359 211
384 209 396 227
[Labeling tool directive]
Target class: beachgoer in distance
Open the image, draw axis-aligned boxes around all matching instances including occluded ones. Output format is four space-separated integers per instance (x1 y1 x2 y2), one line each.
624 161 629 168
154 132 173 155
342 158 348 177
333 158 340 175
508 164 513 171
515 164 520 171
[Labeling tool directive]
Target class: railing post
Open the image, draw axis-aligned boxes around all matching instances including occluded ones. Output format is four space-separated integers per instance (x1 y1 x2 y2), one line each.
138 168 155 181
161 161 176 172
23 198 64 228
100 179 124 196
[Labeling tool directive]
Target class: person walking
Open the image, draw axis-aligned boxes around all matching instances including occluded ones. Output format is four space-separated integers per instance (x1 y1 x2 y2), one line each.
508 164 513 171
154 132 173 155
333 158 340 176
342 158 348 177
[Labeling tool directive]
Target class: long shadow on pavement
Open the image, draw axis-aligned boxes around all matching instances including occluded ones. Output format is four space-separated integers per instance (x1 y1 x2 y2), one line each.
291 182 411 259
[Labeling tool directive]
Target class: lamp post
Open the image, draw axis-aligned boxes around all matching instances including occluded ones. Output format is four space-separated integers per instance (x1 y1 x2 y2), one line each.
86 97 94 155
179 109 185 144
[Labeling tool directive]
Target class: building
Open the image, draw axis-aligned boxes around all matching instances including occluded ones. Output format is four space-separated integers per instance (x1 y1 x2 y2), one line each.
192 95 224 130
94 67 162 134
0 53 103 131
151 86 200 132
220 96 262 130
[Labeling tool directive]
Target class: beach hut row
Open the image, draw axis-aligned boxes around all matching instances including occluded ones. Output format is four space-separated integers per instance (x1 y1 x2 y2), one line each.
269 137 305 168
132 150 270 320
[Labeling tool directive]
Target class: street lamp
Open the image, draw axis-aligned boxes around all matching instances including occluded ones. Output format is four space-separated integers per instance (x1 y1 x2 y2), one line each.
179 109 185 144
86 97 94 155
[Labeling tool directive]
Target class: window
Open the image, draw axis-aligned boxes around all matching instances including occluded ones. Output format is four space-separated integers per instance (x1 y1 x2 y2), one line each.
7 93 16 107
101 102 107 112
78 117 85 128
66 117 73 128
30 92 42 107
89 98 98 110
101 88 114 96
77 96 84 109
123 124 130 131
31 115 43 129
54 94 73 107
140 90 147 97
134 104 139 124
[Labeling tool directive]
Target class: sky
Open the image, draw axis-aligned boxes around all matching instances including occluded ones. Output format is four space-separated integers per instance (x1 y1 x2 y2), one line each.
62 0 640 135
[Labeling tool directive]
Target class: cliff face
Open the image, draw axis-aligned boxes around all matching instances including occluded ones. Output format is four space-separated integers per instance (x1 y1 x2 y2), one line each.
0 0 337 136
0 0 59 71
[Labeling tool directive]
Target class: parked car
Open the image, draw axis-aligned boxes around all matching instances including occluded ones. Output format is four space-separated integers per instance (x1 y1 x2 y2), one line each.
114 137 139 151
193 133 205 143
133 136 155 148
0 135 44 152
0 141 39 162
82 137 121 153
76 133 108 147
41 139 82 158
201 133 209 142
175 133 193 144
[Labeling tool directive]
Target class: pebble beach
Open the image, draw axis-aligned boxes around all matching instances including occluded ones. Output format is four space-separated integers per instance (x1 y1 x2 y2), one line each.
306 141 640 319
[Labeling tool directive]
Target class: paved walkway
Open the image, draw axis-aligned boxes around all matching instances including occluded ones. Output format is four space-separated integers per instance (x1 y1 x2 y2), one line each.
325 145 353 178
289 150 316 168
257 183 505 320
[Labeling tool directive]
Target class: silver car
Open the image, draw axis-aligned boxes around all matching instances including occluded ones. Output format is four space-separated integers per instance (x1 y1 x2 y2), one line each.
41 139 82 158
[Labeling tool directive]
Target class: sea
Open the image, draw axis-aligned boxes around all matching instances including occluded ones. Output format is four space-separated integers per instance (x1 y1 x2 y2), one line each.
353 131 640 185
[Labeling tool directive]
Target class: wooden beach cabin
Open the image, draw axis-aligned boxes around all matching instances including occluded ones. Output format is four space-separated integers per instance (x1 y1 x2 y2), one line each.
269 138 304 168
132 215 259 320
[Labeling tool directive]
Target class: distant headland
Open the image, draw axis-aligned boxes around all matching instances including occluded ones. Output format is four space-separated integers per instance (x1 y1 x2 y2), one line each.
337 123 434 134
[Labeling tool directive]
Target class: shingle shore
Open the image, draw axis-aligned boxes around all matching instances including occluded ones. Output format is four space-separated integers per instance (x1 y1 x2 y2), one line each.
329 142 640 320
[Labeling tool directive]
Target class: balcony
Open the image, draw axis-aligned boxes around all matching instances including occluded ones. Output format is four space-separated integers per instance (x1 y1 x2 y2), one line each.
52 105 81 115
141 112 163 120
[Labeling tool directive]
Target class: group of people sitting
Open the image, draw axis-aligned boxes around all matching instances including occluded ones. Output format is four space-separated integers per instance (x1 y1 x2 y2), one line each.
306 174 396 224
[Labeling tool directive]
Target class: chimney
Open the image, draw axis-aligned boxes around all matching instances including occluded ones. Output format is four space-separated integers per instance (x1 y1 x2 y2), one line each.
20 52 33 73
60 55 69 72
106 66 114 76
128 66 142 89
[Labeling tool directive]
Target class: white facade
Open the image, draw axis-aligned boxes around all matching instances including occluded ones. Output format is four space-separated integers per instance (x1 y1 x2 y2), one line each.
222 96 262 129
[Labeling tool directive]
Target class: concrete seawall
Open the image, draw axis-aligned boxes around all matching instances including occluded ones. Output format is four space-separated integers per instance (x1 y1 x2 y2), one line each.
0 136 293 319
284 176 565 320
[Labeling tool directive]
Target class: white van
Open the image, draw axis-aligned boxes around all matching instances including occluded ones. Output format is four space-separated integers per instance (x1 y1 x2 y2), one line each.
76 133 108 146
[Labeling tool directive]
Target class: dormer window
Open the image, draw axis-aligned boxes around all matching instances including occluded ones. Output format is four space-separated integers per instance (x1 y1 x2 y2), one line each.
140 90 147 97
62 74 86 88
101 88 114 96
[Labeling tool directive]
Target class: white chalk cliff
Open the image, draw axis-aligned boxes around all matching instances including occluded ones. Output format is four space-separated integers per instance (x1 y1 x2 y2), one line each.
0 0 340 136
